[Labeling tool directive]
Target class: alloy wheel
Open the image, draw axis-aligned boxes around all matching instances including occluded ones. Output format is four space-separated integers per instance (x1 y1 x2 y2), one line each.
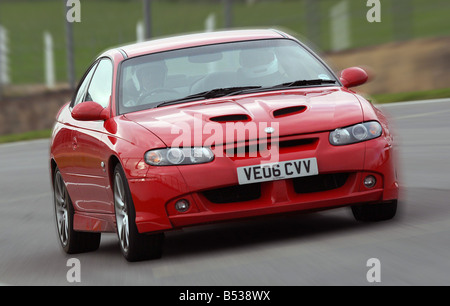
114 172 130 253
54 171 69 246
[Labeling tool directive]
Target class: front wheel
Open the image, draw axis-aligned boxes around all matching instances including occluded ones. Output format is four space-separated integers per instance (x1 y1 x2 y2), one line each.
53 167 101 254
351 200 398 222
113 164 164 262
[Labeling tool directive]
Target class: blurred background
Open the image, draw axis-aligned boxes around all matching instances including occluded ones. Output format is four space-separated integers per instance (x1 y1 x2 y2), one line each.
1 1 450 286
0 0 449 139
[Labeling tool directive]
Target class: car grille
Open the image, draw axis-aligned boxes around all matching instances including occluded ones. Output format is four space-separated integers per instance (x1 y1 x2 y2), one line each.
202 183 261 204
202 173 349 204
292 173 349 194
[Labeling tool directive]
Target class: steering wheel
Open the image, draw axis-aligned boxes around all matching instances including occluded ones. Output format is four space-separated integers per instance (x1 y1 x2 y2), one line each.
137 88 179 105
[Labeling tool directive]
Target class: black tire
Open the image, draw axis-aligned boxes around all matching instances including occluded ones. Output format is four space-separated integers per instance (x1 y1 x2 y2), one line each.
351 200 398 222
53 167 101 254
113 164 164 262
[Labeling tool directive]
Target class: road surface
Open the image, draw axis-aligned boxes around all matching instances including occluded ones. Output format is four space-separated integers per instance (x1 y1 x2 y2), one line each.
0 99 449 286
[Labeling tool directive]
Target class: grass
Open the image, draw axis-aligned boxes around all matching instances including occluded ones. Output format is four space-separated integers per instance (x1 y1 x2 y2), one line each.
0 0 450 84
0 129 52 144
371 87 450 104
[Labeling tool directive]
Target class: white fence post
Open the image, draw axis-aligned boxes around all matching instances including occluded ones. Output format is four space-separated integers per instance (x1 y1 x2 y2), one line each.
44 31 56 89
205 13 216 32
205 14 217 73
136 21 145 42
330 0 351 52
0 25 10 87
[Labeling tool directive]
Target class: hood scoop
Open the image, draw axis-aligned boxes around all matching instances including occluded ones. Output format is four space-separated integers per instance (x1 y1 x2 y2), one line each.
273 105 307 118
209 114 251 123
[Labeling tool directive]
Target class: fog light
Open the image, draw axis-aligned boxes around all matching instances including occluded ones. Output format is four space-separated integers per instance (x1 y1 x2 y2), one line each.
364 175 377 188
175 199 190 213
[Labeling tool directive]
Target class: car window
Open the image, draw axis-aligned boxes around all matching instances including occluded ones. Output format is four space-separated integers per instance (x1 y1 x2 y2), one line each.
84 58 113 108
73 61 98 106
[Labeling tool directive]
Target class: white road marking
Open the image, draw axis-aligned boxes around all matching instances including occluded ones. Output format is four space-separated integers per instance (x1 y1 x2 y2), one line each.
394 108 450 120
0 138 50 148
377 98 450 108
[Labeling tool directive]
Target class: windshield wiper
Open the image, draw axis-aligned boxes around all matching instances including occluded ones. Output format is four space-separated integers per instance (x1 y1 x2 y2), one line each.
224 79 338 97
272 79 337 89
156 86 262 108
155 80 336 108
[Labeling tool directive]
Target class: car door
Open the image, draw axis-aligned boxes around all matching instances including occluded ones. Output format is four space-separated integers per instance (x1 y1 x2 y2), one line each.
61 60 98 205
69 58 114 214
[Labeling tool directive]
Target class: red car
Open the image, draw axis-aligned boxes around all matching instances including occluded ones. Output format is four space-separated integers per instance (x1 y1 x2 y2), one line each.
50 29 398 261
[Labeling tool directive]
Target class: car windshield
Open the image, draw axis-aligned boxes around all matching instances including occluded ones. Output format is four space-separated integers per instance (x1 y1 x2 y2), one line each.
118 39 338 114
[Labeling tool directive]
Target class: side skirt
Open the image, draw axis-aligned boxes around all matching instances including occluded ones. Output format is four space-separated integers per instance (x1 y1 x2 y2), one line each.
73 212 116 233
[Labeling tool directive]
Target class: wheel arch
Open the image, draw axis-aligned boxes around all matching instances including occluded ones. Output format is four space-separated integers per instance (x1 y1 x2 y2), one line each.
50 158 58 185
107 154 122 188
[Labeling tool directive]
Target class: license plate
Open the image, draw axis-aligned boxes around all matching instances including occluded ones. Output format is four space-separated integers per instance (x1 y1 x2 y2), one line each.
237 158 319 185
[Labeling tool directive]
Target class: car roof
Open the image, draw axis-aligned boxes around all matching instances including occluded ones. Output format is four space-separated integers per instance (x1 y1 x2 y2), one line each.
107 29 289 59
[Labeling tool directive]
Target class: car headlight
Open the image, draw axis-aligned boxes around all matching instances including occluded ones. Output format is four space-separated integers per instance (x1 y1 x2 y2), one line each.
329 121 382 146
144 147 214 166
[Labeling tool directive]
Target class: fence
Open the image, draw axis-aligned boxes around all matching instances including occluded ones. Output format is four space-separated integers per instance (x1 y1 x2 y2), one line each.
0 0 449 87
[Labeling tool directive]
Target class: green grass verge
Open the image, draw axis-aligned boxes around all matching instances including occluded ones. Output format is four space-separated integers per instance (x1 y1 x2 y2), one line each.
371 87 450 104
0 129 52 144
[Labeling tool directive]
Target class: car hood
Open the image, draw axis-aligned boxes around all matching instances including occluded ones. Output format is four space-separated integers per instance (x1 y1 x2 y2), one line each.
124 88 364 147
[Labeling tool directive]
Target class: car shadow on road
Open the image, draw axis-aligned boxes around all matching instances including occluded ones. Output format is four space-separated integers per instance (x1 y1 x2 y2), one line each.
95 207 391 261
94 197 411 262
159 207 397 260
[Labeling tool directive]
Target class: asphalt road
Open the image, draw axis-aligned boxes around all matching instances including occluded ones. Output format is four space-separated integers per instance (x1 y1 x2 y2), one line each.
0 99 449 286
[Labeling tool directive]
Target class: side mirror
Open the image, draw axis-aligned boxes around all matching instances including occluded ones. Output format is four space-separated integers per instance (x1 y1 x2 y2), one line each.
340 67 369 88
72 101 109 121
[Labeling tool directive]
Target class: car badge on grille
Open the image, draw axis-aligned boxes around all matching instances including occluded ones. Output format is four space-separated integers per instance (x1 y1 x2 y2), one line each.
264 127 275 134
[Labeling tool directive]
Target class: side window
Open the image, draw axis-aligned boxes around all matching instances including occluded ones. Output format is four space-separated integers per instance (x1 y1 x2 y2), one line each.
73 61 98 106
84 58 113 108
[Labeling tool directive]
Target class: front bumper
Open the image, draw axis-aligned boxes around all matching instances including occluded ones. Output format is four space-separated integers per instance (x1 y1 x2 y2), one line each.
129 131 399 234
